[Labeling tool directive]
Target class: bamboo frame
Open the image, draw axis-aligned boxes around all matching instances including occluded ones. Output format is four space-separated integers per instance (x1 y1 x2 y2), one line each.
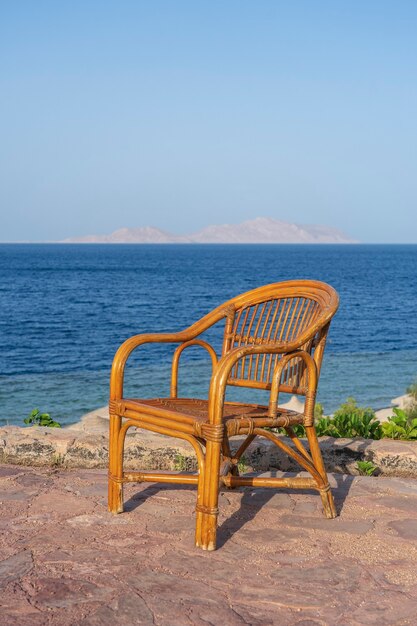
108 280 339 550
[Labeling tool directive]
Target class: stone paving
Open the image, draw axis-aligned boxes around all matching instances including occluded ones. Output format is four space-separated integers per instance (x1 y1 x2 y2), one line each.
1 465 417 625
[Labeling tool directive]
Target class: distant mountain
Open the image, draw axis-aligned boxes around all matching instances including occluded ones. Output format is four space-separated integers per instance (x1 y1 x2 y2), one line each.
190 218 355 243
62 226 186 244
62 217 356 244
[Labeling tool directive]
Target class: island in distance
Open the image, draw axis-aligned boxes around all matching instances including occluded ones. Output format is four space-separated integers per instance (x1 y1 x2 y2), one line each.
62 217 356 244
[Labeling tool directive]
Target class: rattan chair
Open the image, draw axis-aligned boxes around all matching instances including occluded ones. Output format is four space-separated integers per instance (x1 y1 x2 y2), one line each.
108 280 339 550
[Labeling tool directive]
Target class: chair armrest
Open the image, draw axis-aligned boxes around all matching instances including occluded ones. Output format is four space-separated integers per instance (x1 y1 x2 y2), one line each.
110 304 232 400
207 340 306 424
171 340 218 398
110 332 188 400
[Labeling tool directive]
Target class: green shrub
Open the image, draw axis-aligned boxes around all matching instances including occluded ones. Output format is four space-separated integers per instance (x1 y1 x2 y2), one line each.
173 453 187 471
276 398 382 439
356 460 378 476
333 397 378 425
24 409 61 428
381 408 417 440
274 395 417 441
314 402 324 420
314 416 333 437
315 398 382 439
287 423 306 437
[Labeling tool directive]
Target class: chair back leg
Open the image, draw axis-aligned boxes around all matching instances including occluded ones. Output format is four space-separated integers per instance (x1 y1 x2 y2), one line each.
305 424 337 518
195 466 205 547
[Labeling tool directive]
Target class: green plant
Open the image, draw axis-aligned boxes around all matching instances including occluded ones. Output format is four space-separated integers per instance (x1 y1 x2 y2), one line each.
290 424 306 437
314 416 333 436
333 398 381 435
237 456 248 473
314 398 382 439
24 409 61 428
356 460 378 476
314 402 324 420
381 408 417 440
173 453 188 471
272 394 417 441
278 399 383 439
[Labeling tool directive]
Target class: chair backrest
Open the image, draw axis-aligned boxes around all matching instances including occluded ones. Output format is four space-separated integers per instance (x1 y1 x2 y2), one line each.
221 280 338 396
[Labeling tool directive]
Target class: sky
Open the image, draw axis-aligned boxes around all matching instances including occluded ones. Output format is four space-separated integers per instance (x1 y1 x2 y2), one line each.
1 1 417 243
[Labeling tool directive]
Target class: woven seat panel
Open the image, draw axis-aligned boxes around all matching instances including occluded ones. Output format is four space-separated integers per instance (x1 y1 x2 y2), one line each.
126 397 300 425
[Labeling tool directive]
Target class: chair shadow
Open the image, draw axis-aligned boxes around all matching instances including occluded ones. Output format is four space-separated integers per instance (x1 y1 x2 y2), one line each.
123 481 195 513
215 435 372 547
216 470 355 549
122 469 355 550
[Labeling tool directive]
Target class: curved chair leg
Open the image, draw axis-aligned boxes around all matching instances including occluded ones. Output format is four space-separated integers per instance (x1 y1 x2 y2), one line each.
305 425 337 518
200 440 222 551
108 413 124 514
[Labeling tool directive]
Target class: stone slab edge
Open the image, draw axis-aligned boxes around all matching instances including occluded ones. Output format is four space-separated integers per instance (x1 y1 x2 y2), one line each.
1 425 416 477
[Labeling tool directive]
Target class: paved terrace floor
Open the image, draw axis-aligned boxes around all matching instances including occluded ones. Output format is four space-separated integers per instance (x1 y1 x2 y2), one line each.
1 466 417 626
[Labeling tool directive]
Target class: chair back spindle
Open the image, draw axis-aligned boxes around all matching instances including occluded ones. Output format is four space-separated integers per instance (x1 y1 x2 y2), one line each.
222 281 338 396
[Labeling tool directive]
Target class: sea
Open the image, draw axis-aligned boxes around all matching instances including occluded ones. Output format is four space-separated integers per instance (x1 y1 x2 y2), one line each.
1 244 417 427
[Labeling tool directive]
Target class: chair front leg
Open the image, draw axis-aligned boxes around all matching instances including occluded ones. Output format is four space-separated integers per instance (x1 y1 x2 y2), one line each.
199 440 222 551
108 412 124 514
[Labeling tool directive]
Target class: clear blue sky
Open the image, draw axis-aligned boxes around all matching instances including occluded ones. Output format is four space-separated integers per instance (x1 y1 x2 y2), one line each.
1 1 417 242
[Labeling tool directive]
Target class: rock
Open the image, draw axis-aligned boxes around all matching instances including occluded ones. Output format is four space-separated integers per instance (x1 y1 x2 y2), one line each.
66 406 109 435
81 593 154 625
32 577 115 608
375 393 413 422
392 394 414 410
65 435 108 468
280 395 305 413
278 514 374 535
1 423 417 479
0 426 75 465
388 519 417 540
0 551 33 586
0 466 26 477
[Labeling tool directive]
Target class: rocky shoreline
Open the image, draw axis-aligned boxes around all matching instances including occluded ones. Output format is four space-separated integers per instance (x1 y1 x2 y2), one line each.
1 399 417 477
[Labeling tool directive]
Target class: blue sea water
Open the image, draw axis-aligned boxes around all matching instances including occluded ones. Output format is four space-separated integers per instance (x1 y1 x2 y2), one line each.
0 244 416 426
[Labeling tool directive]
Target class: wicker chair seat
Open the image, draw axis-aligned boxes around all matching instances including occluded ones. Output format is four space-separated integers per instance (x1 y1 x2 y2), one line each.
120 397 304 437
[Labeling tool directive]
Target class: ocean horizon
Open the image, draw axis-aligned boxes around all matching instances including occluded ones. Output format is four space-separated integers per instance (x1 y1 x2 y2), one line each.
1 243 416 427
